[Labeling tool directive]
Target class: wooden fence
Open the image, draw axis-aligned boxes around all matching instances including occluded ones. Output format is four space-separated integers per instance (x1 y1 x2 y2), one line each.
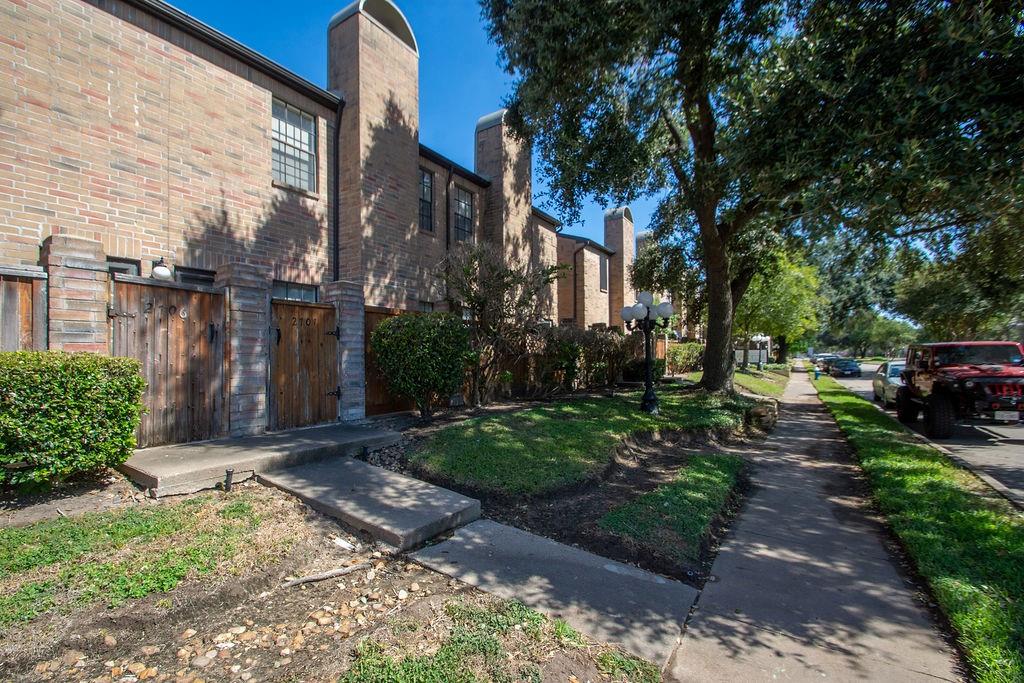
0 272 46 351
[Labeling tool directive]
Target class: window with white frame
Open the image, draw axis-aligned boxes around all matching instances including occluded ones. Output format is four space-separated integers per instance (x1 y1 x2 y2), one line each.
272 280 318 303
454 186 473 242
272 98 317 192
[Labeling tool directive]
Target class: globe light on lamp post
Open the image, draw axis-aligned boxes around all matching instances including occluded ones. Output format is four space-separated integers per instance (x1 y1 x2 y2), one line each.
622 292 673 414
751 333 769 371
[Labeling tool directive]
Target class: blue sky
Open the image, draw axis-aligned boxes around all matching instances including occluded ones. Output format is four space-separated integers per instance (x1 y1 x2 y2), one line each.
168 0 658 245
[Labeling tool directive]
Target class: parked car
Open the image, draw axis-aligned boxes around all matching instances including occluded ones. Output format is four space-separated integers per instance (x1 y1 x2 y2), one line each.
815 353 840 370
897 341 1024 438
872 360 905 407
830 359 862 377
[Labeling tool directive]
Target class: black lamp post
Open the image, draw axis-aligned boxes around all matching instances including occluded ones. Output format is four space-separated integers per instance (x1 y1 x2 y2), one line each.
622 292 673 414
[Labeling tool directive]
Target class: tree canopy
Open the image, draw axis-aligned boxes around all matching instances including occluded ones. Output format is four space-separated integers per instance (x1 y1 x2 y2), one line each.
482 0 1024 390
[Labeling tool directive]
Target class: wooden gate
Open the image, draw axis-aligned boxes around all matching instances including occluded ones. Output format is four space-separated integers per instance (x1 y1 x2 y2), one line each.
110 277 226 448
269 300 338 430
365 307 415 416
0 273 46 351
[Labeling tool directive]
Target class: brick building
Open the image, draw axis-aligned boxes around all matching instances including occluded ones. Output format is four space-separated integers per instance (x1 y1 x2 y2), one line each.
0 0 635 443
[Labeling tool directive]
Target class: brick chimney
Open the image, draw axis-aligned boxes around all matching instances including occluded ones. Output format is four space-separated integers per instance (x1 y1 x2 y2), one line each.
474 109 533 265
604 206 635 324
328 0 419 307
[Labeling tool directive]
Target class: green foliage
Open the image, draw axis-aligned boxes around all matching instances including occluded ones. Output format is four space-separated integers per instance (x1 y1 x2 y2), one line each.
482 0 1024 392
596 651 661 683
666 342 704 375
413 388 751 496
0 494 269 628
734 255 821 343
0 352 146 489
370 313 471 417
812 375 1024 683
622 358 666 383
532 326 637 394
600 454 744 563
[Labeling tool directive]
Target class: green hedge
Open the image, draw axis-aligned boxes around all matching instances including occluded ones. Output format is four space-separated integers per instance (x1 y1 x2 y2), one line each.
0 352 146 489
623 358 666 382
666 342 704 374
370 313 470 417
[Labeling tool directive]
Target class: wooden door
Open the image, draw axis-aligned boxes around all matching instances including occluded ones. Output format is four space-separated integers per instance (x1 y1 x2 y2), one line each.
364 307 416 416
0 274 46 351
269 301 338 430
111 280 225 448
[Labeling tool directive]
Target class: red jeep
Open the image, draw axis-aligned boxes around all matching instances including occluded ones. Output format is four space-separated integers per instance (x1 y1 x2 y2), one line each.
897 341 1024 438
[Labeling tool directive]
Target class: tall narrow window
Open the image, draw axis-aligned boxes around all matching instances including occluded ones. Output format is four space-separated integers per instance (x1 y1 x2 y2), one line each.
454 186 473 242
599 254 609 292
272 98 317 192
419 168 434 232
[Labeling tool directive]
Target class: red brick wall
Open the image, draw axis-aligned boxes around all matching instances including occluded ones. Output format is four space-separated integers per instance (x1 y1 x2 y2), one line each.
0 0 333 287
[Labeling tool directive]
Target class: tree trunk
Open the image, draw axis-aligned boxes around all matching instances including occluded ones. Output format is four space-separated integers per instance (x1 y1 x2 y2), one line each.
699 243 735 392
741 336 750 369
776 335 789 363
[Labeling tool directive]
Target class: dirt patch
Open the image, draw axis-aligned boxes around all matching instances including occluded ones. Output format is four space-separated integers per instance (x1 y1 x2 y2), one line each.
1 482 651 683
1 469 144 528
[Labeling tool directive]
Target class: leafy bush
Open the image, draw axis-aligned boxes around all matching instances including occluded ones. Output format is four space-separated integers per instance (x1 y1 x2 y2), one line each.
666 342 704 374
0 352 146 489
370 313 471 417
623 358 666 382
531 326 638 394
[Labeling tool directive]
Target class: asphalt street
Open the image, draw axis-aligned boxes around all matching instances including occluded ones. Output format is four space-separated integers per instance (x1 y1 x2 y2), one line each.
831 362 1023 509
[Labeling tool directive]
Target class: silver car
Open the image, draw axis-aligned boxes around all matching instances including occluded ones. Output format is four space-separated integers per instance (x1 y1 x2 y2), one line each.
872 360 906 408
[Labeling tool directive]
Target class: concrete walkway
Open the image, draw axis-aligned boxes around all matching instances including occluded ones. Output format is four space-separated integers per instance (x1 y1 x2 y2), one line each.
413 519 698 666
669 370 960 681
121 422 400 496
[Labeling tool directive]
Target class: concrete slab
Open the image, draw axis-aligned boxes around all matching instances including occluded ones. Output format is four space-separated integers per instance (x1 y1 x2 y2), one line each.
259 458 480 551
412 519 699 667
669 370 959 682
121 423 400 497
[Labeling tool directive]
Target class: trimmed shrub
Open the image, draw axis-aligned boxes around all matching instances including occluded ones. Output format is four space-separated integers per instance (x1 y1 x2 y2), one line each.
666 342 704 375
0 352 146 489
370 313 471 417
531 326 638 394
623 358 667 382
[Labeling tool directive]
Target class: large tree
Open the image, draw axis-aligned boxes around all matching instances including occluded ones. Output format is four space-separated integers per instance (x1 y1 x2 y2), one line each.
481 0 1024 391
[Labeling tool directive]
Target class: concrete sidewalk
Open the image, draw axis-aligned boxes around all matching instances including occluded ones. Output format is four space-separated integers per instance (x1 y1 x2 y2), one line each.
669 369 960 681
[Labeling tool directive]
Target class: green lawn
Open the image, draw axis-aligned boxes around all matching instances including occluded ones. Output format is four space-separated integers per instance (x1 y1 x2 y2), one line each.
811 375 1024 683
686 369 788 397
599 453 744 563
412 389 752 497
0 492 291 629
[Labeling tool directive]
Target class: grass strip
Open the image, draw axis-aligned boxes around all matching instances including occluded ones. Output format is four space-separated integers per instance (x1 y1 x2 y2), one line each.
412 389 751 497
686 369 787 397
811 375 1024 683
599 454 744 563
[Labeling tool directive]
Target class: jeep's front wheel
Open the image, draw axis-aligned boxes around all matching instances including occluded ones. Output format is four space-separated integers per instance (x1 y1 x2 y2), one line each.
896 388 919 424
925 394 955 439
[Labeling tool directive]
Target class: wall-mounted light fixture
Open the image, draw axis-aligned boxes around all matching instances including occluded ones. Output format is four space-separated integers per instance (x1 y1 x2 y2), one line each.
151 257 173 281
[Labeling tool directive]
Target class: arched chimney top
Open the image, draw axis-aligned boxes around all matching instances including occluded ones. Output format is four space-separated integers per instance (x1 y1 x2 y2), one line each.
330 0 418 54
604 206 633 222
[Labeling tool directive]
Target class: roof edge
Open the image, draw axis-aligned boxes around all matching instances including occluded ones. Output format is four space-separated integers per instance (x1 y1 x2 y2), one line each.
419 144 491 188
531 206 561 228
476 109 507 133
117 0 341 109
559 233 615 256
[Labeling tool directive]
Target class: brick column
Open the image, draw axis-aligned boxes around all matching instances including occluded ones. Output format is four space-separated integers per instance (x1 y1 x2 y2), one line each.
216 263 271 437
40 235 109 353
323 280 366 421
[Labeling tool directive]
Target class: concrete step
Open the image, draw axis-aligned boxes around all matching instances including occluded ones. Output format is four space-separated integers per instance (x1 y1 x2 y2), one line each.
412 519 698 667
121 423 401 497
258 458 480 551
